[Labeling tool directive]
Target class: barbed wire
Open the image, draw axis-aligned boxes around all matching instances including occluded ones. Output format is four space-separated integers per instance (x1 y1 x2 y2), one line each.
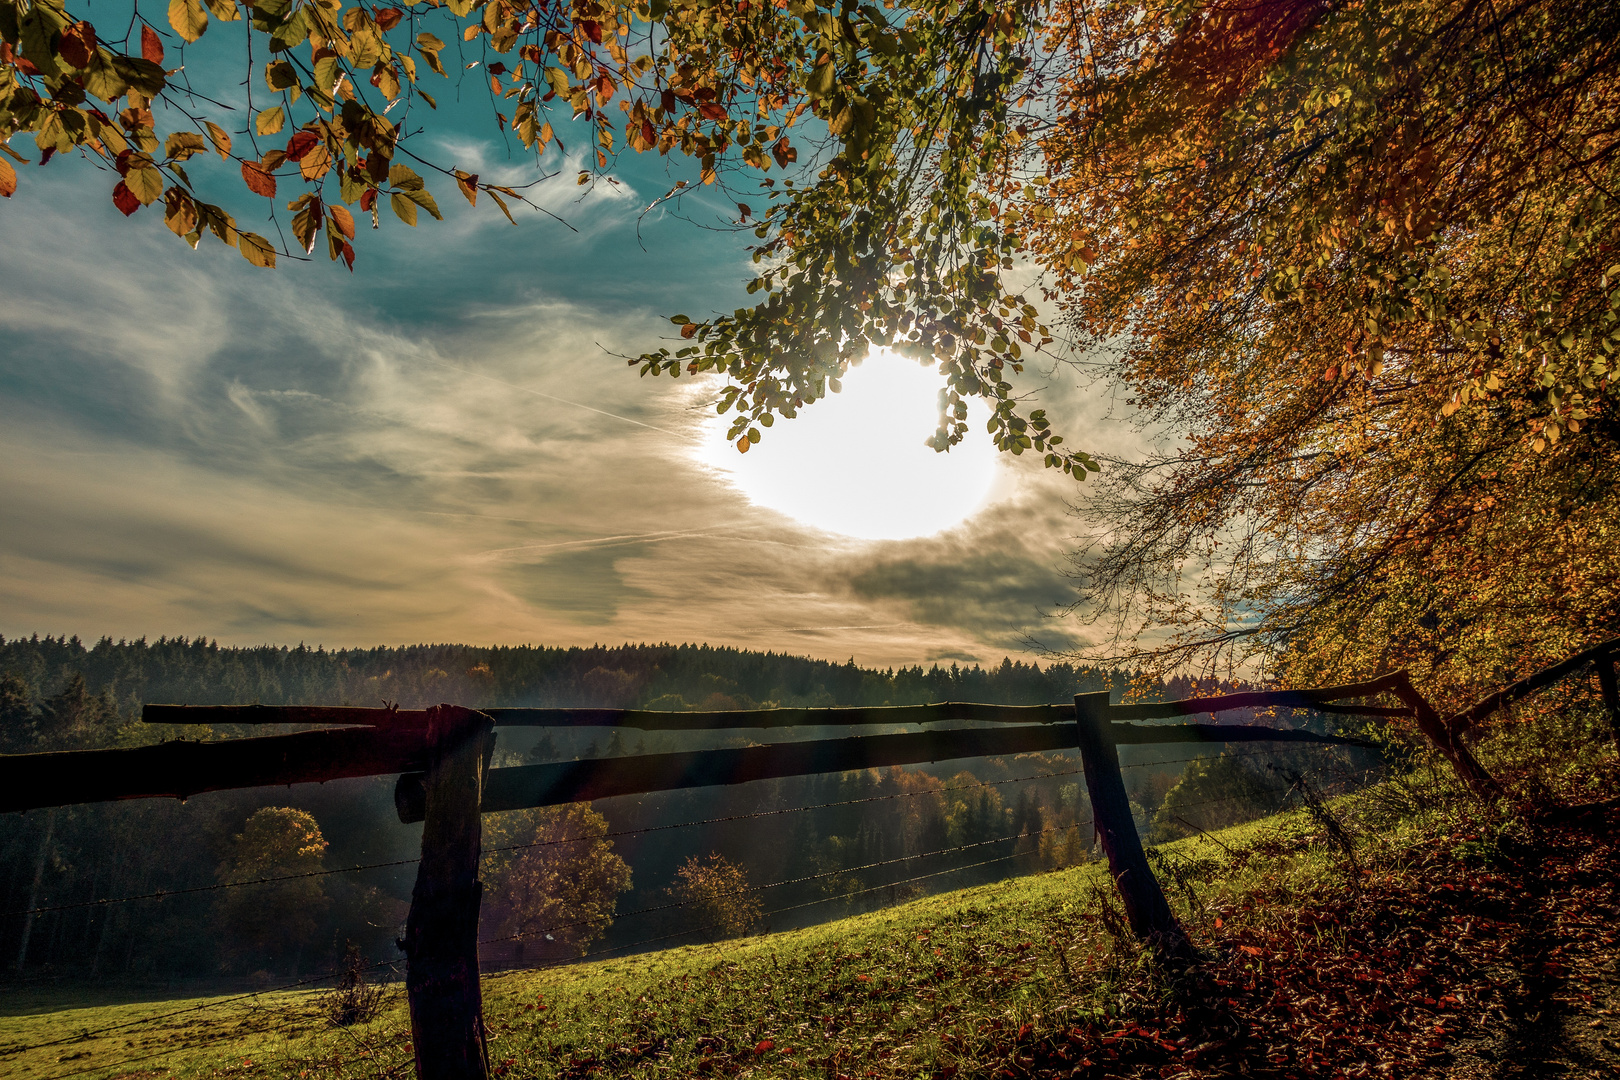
1 764 1092 919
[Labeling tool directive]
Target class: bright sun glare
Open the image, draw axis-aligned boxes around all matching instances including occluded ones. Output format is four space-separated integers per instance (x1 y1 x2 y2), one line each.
701 349 1000 541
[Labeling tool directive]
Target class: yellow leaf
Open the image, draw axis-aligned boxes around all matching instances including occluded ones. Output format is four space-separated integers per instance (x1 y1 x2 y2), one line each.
238 231 277 267
125 165 164 205
0 156 15 199
167 0 208 42
255 106 285 136
204 122 232 160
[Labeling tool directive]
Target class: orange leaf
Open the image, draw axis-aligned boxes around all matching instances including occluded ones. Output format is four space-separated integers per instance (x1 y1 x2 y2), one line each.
0 156 15 198
328 203 355 239
241 160 276 198
141 24 166 65
374 6 403 30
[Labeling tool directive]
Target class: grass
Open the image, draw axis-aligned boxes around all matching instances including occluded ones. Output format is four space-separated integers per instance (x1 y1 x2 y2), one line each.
4 707 1618 1080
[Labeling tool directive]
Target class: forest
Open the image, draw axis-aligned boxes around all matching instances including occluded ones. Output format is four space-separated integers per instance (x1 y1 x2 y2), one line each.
0 632 1286 985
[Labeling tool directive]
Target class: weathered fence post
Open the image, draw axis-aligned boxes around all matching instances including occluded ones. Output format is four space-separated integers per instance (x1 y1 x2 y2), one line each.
1073 692 1193 958
1597 649 1620 751
1388 674 1501 800
403 705 496 1080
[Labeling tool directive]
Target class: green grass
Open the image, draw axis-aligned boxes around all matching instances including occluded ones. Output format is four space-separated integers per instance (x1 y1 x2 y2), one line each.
0 810 1340 1080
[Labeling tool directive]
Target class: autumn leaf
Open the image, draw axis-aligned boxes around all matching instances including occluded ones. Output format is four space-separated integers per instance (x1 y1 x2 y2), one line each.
455 170 478 206
111 181 141 216
285 130 320 161
59 21 97 70
241 161 277 198
238 231 277 267
374 6 404 30
125 166 164 205
328 203 355 239
204 122 232 160
168 0 208 42
140 24 166 65
255 106 285 136
0 157 15 199
163 186 199 236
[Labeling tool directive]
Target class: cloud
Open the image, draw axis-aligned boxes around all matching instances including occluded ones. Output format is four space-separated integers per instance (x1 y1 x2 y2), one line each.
0 157 1159 670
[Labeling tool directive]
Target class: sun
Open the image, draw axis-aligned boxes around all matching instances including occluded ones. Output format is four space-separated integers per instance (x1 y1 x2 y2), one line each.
700 349 1000 541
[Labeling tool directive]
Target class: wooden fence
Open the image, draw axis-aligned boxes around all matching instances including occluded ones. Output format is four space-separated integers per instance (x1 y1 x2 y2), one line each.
2 638 1616 1080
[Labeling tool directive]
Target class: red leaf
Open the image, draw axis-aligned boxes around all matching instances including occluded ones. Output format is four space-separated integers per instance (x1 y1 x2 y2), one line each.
520 44 542 63
112 181 141 216
1239 945 1264 956
241 161 277 198
38 147 55 166
753 1041 773 1055
661 88 676 113
340 241 355 271
487 61 506 75
374 6 404 30
115 149 134 176
641 119 655 145
578 19 602 42
59 22 98 70
359 187 377 212
141 24 165 65
698 102 726 120
285 130 320 161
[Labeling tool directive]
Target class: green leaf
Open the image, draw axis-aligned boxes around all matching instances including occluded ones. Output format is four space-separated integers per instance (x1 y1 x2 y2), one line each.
168 0 209 42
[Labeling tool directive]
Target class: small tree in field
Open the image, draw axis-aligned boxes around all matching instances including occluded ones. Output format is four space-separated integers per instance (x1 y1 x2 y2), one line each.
481 803 631 963
214 806 330 975
669 853 760 940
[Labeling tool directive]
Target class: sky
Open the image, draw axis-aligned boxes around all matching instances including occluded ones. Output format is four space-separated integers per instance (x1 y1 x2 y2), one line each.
0 76 1150 669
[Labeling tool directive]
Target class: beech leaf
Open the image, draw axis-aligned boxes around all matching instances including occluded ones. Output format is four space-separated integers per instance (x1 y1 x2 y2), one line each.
0 157 15 199
167 0 208 43
241 161 277 198
141 24 166 64
238 231 277 267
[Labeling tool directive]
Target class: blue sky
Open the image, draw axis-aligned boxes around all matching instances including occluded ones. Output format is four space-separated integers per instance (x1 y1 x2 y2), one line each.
0 56 1141 668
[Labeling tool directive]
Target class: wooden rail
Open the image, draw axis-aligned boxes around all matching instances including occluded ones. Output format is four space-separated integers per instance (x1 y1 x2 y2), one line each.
2 711 1376 816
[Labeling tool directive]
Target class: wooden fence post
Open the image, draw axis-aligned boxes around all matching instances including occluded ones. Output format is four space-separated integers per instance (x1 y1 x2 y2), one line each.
1389 674 1502 800
403 705 495 1080
1073 692 1193 958
1597 649 1620 751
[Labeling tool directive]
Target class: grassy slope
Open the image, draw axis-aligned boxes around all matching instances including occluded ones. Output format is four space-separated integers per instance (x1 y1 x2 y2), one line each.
5 708 1620 1080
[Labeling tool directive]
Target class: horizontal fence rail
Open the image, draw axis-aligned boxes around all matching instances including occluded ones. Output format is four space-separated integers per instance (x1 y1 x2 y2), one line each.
0 697 1391 814
392 721 1380 823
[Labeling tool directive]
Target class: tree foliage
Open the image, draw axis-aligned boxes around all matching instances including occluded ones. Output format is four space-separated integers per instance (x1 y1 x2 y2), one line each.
481 802 632 959
214 806 331 971
1010 0 1620 699
668 851 760 938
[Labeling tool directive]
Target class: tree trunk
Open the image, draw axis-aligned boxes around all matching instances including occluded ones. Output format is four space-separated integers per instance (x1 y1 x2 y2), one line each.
1073 693 1194 958
15 807 56 974
403 706 495 1080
